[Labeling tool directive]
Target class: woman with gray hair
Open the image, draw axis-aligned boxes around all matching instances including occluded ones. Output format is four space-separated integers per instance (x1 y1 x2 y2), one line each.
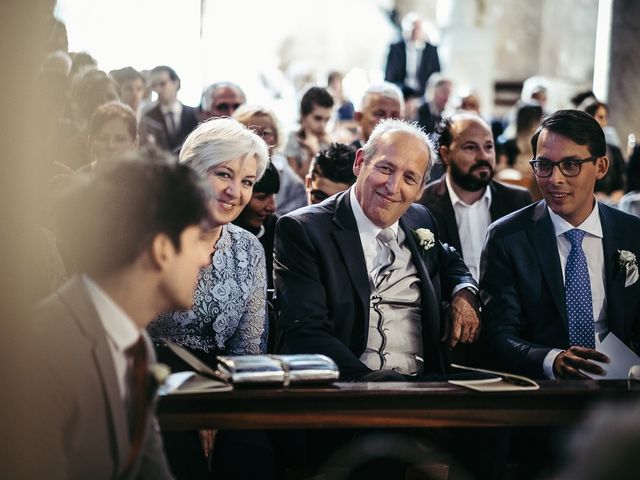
149 117 270 360
148 118 274 479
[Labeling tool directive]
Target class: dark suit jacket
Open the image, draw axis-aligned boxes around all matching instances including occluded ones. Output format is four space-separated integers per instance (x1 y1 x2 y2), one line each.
31 276 173 480
419 178 532 256
273 188 475 381
480 201 640 378
140 103 199 153
385 39 440 98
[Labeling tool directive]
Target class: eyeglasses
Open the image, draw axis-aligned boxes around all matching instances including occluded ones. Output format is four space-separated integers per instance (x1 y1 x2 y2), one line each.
214 102 241 113
529 156 598 178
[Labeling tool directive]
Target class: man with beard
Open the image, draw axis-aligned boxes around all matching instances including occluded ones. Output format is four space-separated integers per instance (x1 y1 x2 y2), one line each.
419 112 532 282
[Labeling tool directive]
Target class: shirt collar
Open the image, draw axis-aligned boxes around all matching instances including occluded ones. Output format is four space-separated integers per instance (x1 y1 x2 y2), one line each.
160 101 182 116
349 186 399 238
445 173 492 208
83 274 140 352
547 197 603 238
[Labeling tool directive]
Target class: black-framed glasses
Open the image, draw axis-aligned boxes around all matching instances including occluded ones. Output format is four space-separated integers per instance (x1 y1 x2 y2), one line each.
529 156 598 178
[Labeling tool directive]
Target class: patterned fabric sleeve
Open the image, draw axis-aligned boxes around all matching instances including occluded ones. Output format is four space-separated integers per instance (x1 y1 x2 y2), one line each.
225 232 269 354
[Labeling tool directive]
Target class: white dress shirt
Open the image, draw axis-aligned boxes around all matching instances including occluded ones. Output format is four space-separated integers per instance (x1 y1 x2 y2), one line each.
83 275 141 400
349 187 473 295
404 40 425 92
542 200 607 378
445 174 492 282
350 187 400 290
160 101 183 135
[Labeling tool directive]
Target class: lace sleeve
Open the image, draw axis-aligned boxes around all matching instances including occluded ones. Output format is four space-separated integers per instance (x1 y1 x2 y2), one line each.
225 237 269 355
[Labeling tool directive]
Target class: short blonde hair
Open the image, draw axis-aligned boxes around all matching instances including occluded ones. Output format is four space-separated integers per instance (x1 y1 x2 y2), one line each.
232 104 284 152
179 117 269 180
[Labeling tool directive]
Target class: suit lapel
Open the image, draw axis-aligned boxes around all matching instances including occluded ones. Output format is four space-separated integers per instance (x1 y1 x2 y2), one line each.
432 179 462 253
400 216 442 369
527 202 567 326
58 276 130 472
331 191 370 325
488 182 503 221
600 206 625 337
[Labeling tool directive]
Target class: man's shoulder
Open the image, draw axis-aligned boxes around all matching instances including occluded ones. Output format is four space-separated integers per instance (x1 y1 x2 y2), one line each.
422 177 447 199
402 202 437 229
389 39 406 50
181 104 199 120
488 201 540 236
278 197 338 228
142 104 162 119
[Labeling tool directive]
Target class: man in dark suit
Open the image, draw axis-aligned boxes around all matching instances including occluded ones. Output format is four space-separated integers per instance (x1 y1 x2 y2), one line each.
481 109 640 380
274 118 480 382
140 66 199 153
29 152 214 479
420 112 532 284
385 12 440 99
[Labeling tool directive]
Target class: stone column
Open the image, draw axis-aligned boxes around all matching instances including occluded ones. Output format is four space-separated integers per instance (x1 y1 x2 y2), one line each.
605 0 640 149
436 0 496 117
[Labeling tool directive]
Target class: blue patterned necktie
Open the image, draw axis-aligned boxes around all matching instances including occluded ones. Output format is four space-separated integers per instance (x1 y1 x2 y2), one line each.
564 229 595 348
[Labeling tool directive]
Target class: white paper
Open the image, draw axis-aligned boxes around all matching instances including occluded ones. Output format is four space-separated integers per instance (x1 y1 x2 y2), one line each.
583 333 640 379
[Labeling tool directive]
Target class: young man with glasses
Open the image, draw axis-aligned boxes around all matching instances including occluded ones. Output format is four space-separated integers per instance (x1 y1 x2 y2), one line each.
480 109 640 381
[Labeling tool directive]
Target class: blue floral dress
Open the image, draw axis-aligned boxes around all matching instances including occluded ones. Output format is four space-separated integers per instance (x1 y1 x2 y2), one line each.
148 223 268 355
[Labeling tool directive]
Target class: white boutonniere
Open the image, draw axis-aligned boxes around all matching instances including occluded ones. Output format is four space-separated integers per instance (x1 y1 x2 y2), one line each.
618 249 639 287
413 228 435 252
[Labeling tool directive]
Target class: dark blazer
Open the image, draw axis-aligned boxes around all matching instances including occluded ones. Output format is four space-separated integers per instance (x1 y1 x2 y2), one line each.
480 201 640 378
273 188 475 380
419 178 532 256
140 103 199 153
30 276 173 480
385 39 440 98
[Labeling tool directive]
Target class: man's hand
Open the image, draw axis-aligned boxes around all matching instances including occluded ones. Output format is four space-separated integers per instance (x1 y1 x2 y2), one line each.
553 346 609 379
441 288 481 349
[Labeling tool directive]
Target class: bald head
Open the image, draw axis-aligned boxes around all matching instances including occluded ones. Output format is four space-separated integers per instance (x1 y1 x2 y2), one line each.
437 112 496 193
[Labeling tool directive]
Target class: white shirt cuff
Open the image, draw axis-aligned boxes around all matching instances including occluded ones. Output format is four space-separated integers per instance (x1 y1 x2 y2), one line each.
452 283 477 297
543 348 564 379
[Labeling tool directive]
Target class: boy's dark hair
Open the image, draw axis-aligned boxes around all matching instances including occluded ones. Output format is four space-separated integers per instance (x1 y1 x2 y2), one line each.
300 86 334 116
581 99 608 118
57 147 213 276
150 65 180 84
531 109 606 158
435 117 454 149
110 66 145 88
309 143 357 185
89 101 137 140
253 161 280 194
